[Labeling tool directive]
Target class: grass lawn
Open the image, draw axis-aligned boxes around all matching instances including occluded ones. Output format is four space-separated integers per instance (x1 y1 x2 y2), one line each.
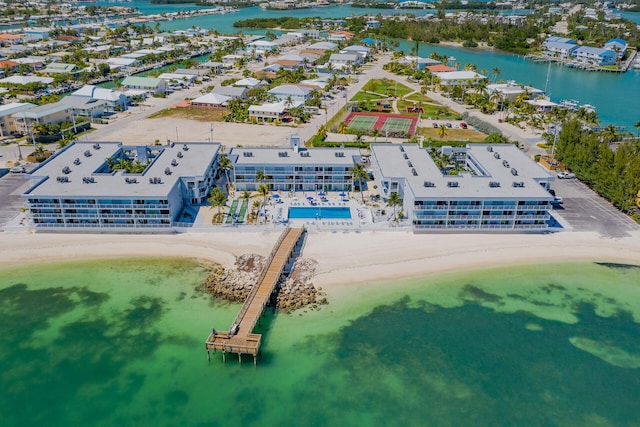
405 92 433 103
417 127 488 143
420 103 462 120
362 79 413 97
148 106 227 122
350 91 385 102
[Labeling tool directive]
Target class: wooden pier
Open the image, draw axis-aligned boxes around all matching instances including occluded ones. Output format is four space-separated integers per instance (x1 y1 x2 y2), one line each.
205 227 305 365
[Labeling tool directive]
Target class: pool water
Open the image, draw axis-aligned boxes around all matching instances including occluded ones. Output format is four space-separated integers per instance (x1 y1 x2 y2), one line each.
288 206 352 219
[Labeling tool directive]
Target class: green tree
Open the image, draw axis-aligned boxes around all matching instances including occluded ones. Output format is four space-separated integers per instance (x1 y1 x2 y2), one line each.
217 155 233 191
387 191 403 222
437 124 448 139
208 187 228 219
351 163 369 203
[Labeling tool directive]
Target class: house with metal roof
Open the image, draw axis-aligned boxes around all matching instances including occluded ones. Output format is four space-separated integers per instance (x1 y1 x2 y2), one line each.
573 46 616 66
58 96 109 119
22 141 221 230
191 92 231 108
542 41 579 59
370 143 554 233
604 38 627 59
0 102 36 137
0 75 53 86
433 70 487 86
267 84 314 103
43 62 78 75
328 53 363 70
121 76 167 95
211 85 247 100
73 85 128 111
12 103 74 135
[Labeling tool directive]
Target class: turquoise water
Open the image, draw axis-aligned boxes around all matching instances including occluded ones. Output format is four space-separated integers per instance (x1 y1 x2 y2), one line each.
2 258 640 426
288 206 351 219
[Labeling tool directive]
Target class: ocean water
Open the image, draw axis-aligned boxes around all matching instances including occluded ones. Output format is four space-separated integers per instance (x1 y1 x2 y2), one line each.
1 258 640 426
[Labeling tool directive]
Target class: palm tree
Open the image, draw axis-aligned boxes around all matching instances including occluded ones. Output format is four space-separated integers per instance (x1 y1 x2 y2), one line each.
208 187 228 221
601 124 618 144
241 190 252 204
257 183 270 221
317 124 328 141
217 155 233 191
437 124 448 139
635 120 640 138
337 121 349 142
387 192 402 222
491 67 501 83
351 163 368 203
255 169 265 184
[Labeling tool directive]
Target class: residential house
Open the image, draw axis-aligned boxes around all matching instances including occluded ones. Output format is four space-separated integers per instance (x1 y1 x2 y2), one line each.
43 62 78 76
328 31 354 41
23 28 50 41
14 57 46 70
157 73 195 86
106 57 140 70
0 60 19 77
211 86 247 100
58 96 109 119
305 41 338 54
0 75 53 86
233 77 264 89
12 103 74 135
426 64 457 73
604 38 627 59
573 46 617 66
199 61 224 74
340 45 372 61
398 56 441 71
0 102 36 137
328 53 363 70
0 34 24 45
486 83 545 102
121 76 168 95
191 93 231 108
248 101 293 122
543 41 579 59
433 70 487 86
72 85 128 111
366 20 380 29
267 84 314 103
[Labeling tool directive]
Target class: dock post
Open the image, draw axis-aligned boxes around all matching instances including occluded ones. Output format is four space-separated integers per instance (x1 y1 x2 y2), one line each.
207 350 210 362
238 353 242 365
222 351 226 363
253 354 257 366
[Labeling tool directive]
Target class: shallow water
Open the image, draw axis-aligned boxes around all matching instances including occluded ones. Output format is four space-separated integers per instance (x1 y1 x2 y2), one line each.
1 259 640 426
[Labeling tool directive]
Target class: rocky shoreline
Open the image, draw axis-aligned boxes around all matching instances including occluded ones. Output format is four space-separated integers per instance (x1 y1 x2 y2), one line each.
199 254 327 312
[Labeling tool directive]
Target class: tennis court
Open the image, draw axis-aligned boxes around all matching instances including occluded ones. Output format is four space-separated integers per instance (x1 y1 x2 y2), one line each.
382 117 413 133
347 115 378 131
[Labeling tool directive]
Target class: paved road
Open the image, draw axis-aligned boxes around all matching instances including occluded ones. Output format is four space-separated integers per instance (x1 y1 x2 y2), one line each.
0 172 30 229
550 177 639 238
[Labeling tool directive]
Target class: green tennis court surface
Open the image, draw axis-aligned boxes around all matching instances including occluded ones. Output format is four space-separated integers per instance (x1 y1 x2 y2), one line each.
347 115 378 130
383 118 412 133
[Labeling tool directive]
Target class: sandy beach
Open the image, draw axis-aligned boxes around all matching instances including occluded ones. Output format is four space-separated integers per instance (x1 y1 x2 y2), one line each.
1 230 639 289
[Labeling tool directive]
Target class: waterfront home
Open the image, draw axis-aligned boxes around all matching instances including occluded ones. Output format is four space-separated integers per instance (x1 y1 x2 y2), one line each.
23 27 50 41
525 99 558 113
328 53 363 70
0 75 54 86
107 57 140 71
0 102 36 137
229 136 359 192
14 57 46 71
426 64 457 73
370 143 554 233
398 56 441 71
573 46 616 66
43 62 78 76
543 41 579 59
366 20 380 29
433 70 487 87
211 86 247 100
121 76 168 96
604 38 627 59
248 40 278 54
328 31 354 41
542 36 576 47
0 60 19 77
157 73 195 86
191 93 231 108
486 83 544 102
12 103 74 136
199 61 224 75
267 84 314 103
72 85 128 111
0 34 23 45
22 141 221 230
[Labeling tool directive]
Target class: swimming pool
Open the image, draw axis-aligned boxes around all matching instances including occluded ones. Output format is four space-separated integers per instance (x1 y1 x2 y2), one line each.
288 207 352 219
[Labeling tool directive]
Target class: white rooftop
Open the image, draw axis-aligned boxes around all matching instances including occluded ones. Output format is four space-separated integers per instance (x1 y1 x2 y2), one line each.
371 143 553 200
0 75 53 85
230 147 360 166
25 141 220 199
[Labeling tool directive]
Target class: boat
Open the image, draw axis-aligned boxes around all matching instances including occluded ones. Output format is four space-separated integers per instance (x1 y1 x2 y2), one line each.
559 99 579 110
582 104 596 113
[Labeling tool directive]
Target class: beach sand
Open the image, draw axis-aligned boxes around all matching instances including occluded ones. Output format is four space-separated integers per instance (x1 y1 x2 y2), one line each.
1 230 639 288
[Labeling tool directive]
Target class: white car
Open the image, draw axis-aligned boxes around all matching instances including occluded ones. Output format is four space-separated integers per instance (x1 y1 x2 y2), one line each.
10 166 26 173
557 171 576 179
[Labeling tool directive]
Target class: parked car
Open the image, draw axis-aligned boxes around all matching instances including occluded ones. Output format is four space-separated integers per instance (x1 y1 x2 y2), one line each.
557 171 576 179
552 196 563 204
10 166 26 173
445 123 452 128
432 122 438 128
460 122 468 129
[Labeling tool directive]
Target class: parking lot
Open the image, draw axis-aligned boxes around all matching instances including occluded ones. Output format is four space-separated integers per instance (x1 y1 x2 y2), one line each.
551 177 640 238
0 171 29 228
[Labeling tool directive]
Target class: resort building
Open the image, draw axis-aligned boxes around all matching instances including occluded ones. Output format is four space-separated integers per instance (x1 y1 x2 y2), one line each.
229 136 360 192
22 141 221 230
370 143 555 233
542 41 579 59
604 38 627 58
